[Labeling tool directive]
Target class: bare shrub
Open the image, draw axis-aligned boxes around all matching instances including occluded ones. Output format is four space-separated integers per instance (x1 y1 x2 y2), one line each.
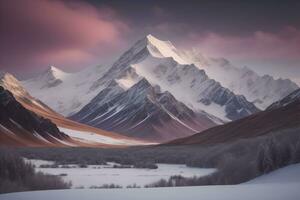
90 184 122 189
126 183 141 188
0 148 71 194
146 128 300 187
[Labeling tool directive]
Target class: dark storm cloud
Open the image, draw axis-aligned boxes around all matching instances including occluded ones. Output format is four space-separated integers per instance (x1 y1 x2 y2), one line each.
87 0 300 35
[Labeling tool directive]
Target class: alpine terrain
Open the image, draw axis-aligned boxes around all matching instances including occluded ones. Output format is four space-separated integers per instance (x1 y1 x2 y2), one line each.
180 50 299 109
0 72 146 147
22 35 298 142
69 35 260 141
168 88 300 145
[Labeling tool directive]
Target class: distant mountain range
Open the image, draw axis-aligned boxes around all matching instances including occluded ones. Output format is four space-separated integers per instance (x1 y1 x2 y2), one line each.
20 35 299 142
167 88 300 145
180 50 299 109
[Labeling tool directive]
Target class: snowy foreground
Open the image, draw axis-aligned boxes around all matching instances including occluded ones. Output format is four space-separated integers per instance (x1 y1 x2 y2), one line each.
1 184 299 200
1 164 300 200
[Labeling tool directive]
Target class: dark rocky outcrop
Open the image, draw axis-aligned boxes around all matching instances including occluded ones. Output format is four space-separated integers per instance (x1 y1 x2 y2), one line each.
0 86 69 144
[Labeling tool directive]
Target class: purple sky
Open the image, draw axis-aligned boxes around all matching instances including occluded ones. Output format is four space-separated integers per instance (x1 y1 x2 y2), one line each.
0 0 299 84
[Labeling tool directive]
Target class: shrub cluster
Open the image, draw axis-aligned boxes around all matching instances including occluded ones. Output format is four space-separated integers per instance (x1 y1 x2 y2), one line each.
0 148 71 194
13 127 300 188
145 128 300 187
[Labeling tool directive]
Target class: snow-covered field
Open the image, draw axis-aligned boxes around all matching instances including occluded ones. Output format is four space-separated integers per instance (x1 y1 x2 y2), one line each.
1 182 299 200
3 163 299 200
25 159 215 188
245 163 300 184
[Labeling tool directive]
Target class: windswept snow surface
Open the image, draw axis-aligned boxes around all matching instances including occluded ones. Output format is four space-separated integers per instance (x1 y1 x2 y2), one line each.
1 163 300 200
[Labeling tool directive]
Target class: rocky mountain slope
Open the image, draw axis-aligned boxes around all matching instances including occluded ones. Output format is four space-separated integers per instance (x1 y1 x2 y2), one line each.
24 35 300 142
0 86 71 146
180 50 299 109
168 88 300 145
70 35 259 141
0 71 55 114
71 78 217 142
0 73 147 147
267 89 300 110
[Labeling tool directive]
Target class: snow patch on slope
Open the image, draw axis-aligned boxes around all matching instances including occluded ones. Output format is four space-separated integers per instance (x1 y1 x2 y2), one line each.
59 127 145 146
22 65 109 116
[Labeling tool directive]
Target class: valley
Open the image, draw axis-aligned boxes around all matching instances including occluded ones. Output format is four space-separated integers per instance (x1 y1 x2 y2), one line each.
0 27 299 200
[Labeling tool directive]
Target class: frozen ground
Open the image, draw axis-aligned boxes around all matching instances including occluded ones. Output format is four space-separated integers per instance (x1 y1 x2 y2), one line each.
1 183 299 200
245 163 300 184
25 159 216 188
2 162 299 200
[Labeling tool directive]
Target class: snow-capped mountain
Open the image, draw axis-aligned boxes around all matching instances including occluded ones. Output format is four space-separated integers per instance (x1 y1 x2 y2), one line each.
86 35 258 120
71 78 217 142
0 72 147 147
22 65 109 116
267 88 300 110
69 35 259 141
180 50 299 109
23 35 262 141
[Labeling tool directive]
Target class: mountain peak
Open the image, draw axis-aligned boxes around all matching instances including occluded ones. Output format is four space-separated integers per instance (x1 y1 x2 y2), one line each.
145 34 172 47
143 34 188 64
46 65 64 74
146 34 167 43
146 33 155 39
31 66 68 89
48 65 58 71
41 66 67 80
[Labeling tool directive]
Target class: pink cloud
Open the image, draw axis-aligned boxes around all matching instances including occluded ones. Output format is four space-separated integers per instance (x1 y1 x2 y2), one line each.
0 0 129 72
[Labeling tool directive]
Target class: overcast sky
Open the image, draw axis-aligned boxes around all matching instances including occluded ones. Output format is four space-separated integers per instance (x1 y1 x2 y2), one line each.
0 0 299 84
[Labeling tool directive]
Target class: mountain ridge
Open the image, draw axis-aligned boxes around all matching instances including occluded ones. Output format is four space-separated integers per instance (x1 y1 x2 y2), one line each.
21 34 297 142
167 88 300 145
71 78 218 141
180 50 299 109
